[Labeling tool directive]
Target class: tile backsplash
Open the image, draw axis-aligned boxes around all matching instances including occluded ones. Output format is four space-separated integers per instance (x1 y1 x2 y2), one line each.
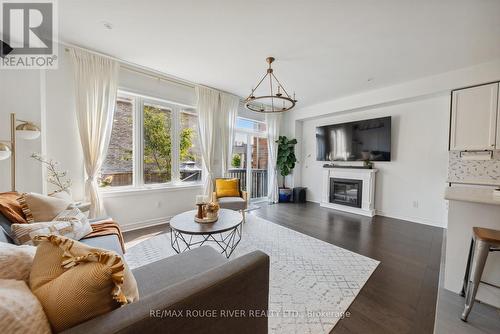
448 151 500 185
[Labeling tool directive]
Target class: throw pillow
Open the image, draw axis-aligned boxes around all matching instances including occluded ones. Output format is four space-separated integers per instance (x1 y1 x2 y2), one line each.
0 192 27 224
215 178 241 198
0 242 36 282
30 235 139 332
11 208 93 245
0 279 51 334
53 207 90 226
17 192 72 223
49 191 73 203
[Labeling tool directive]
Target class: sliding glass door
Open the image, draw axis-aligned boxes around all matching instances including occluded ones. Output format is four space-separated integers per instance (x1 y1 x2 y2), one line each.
229 118 268 201
250 135 268 200
230 132 249 193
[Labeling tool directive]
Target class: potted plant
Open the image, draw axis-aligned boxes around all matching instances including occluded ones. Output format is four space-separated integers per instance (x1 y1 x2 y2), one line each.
363 159 373 169
276 136 297 202
231 154 241 168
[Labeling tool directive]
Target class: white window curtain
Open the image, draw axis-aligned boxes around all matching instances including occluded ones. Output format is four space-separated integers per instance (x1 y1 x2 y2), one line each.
219 93 239 176
196 86 220 196
70 49 119 218
266 113 282 204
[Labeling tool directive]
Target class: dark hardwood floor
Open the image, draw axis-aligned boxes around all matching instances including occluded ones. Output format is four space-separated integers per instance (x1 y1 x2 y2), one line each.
251 202 444 334
124 201 444 334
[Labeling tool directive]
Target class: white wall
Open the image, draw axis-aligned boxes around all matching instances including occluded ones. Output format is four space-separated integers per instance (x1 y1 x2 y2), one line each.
0 70 43 193
300 96 450 226
100 186 202 230
290 58 500 122
44 45 85 199
119 66 196 107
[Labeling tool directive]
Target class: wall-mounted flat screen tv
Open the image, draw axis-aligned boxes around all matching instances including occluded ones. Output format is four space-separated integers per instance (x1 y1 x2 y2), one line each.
316 116 391 161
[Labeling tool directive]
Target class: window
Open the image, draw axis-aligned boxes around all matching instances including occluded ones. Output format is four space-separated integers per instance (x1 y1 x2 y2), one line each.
100 95 134 187
143 103 172 184
179 108 202 182
99 92 201 189
253 136 268 170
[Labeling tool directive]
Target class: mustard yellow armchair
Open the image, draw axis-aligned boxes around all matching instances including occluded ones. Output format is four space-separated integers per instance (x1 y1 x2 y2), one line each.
212 178 248 222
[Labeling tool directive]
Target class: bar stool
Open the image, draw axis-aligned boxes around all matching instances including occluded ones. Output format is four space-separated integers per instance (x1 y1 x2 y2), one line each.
460 227 500 321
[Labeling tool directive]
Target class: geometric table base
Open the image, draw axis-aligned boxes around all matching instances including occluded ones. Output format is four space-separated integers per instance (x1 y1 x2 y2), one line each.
170 223 242 258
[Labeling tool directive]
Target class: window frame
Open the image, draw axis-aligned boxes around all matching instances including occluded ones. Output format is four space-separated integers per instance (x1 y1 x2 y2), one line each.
235 116 267 136
100 90 202 193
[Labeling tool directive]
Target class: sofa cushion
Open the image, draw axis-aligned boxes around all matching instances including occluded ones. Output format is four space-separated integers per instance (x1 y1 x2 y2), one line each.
0 279 51 334
0 213 14 243
132 245 227 298
30 235 139 332
0 242 36 282
80 233 123 255
217 196 246 211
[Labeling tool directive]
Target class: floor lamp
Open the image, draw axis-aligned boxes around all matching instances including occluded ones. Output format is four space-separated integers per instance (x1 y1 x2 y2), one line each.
0 113 41 191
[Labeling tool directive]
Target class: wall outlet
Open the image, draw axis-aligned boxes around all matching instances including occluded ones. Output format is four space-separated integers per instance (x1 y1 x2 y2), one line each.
156 201 161 208
412 200 419 208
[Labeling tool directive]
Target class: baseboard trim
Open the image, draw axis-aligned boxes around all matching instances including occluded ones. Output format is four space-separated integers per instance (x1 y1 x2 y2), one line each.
121 216 171 232
309 199 444 227
375 210 444 228
320 202 375 217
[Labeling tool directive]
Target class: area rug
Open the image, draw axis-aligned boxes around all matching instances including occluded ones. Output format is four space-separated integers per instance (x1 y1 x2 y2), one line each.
125 214 379 333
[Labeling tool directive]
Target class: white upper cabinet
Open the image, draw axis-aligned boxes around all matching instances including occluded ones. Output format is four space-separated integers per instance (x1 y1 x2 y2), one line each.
450 83 499 151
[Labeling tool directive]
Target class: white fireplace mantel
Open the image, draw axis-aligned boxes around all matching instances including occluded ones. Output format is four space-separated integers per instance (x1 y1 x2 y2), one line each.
320 167 378 217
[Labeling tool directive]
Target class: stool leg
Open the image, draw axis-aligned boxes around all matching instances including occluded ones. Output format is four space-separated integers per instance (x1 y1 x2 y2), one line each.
461 239 489 321
460 238 475 297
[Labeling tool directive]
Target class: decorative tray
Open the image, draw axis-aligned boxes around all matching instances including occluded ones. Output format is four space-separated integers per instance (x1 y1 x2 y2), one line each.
194 216 218 224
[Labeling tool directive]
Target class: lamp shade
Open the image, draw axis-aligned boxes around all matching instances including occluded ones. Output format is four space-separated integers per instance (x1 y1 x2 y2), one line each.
16 122 41 140
0 143 11 160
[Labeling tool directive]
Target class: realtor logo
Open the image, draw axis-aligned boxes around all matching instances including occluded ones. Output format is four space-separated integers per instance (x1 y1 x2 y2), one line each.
1 0 58 69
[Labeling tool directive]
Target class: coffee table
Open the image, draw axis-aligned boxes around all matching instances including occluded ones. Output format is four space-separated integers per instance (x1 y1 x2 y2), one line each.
169 209 243 258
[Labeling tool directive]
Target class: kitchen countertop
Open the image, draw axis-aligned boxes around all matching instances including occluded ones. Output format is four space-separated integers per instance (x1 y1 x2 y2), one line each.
445 186 500 206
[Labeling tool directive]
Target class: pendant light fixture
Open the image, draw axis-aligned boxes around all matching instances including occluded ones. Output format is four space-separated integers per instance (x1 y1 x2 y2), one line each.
244 57 297 113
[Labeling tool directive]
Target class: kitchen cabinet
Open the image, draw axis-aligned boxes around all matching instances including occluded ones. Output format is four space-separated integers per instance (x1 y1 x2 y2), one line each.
450 82 499 150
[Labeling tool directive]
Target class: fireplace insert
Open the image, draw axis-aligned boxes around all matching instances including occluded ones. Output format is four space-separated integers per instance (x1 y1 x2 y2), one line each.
329 178 363 208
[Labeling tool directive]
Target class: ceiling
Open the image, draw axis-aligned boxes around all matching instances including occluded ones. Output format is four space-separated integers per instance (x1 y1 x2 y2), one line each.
59 0 500 108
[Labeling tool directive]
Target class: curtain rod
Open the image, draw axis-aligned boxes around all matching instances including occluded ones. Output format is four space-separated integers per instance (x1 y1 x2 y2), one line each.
62 42 196 89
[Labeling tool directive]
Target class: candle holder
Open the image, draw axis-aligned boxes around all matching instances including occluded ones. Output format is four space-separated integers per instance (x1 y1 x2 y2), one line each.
196 203 204 219
194 201 219 224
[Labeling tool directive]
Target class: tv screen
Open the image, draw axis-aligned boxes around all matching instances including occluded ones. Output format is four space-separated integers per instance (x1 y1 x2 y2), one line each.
316 116 391 161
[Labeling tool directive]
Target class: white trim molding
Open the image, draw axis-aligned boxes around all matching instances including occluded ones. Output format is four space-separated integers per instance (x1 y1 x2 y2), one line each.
121 216 171 232
320 167 377 217
100 182 203 198
375 210 444 228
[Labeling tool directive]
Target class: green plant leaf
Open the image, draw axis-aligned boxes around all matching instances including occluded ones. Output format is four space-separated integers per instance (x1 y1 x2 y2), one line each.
276 136 297 178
